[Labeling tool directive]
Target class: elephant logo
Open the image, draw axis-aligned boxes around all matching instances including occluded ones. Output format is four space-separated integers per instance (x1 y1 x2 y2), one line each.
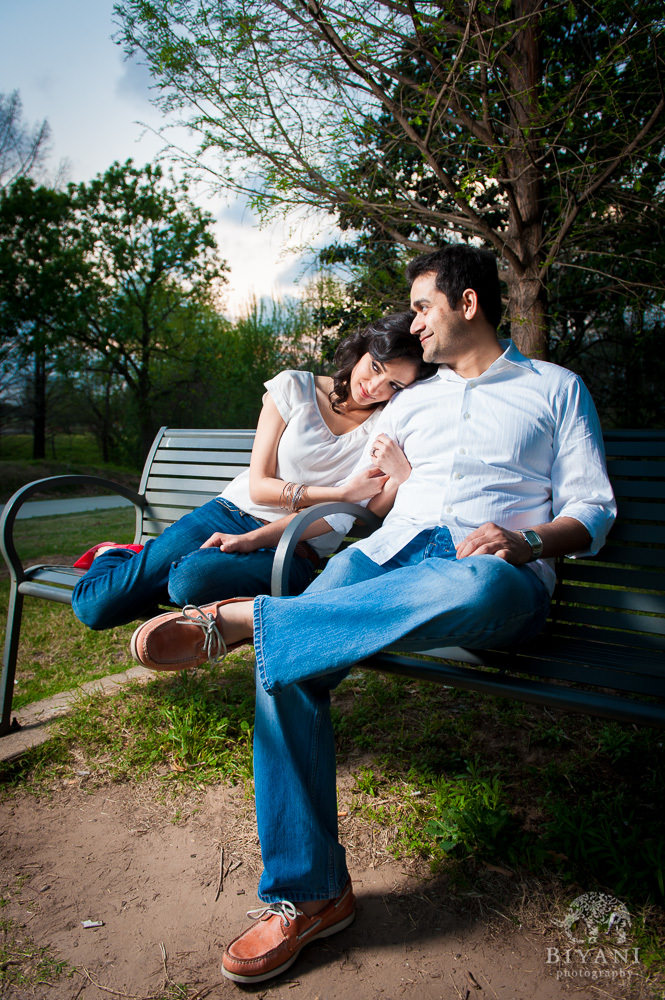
562 892 632 945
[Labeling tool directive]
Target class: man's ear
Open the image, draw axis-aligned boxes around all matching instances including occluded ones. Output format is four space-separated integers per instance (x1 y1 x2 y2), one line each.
461 288 478 320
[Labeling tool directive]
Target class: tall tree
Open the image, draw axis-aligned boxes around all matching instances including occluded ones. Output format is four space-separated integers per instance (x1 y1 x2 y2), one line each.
71 160 229 456
0 91 51 190
0 179 84 457
116 0 665 357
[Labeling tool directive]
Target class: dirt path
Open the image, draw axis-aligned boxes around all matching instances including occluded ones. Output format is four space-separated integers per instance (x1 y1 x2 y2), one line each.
1 775 651 1000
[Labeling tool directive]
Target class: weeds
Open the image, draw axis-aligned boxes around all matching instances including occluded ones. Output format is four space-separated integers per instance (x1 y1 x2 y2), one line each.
0 657 256 793
336 672 665 907
0 913 71 990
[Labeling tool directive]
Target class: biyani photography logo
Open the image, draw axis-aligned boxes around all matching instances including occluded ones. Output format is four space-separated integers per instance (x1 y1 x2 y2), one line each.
545 892 640 983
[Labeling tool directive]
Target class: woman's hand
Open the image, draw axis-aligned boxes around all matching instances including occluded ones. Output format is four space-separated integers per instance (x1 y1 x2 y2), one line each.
369 434 412 485
200 531 258 553
341 467 389 503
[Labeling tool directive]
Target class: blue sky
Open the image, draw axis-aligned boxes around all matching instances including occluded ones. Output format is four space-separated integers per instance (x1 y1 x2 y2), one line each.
0 0 324 314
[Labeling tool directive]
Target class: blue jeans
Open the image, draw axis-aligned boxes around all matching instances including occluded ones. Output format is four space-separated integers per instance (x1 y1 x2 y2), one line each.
250 528 550 902
71 499 315 630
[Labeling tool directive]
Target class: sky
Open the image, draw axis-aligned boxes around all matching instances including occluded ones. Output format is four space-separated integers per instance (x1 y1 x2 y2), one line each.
0 0 328 316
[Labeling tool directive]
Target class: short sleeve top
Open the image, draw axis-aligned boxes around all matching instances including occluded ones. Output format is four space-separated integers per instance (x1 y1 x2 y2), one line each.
220 369 382 555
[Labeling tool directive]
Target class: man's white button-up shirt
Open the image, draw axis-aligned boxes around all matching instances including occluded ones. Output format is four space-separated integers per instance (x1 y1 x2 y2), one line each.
351 340 616 594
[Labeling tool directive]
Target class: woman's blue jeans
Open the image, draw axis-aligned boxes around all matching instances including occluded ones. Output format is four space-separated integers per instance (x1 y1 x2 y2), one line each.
251 527 551 903
71 498 315 630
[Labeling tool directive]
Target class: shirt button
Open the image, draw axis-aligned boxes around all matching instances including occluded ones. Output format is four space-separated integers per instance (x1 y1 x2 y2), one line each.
445 505 453 514
468 381 476 388
454 472 463 480
463 412 471 420
459 447 467 455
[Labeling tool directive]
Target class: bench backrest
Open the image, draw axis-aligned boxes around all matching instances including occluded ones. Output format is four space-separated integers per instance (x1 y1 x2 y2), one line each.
137 427 256 542
552 430 665 664
138 427 665 663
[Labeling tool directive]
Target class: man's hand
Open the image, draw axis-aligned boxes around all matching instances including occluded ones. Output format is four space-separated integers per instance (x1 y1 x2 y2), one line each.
456 522 532 564
200 531 256 553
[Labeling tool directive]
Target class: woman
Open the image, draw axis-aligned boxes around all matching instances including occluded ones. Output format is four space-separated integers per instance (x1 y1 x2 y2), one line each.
71 312 436 631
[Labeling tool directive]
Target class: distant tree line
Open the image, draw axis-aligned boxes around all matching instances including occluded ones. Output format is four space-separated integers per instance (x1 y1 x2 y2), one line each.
0 141 341 465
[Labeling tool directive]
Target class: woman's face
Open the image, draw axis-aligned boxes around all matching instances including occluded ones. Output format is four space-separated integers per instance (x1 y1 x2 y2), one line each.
348 352 420 407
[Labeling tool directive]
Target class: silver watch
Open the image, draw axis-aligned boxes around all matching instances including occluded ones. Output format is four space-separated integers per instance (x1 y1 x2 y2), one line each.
518 529 543 560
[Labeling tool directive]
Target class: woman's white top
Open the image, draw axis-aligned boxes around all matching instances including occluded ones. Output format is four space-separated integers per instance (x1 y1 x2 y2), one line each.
220 369 382 556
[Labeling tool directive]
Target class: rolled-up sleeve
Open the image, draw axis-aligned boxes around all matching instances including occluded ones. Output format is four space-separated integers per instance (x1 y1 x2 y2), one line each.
551 375 617 556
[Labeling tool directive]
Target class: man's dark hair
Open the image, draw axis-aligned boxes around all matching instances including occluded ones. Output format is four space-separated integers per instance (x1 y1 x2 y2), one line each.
405 244 502 330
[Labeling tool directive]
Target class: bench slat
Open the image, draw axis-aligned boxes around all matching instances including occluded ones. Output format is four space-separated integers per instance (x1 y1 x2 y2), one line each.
143 493 223 511
145 476 235 492
161 432 254 449
616 500 665 520
360 652 665 726
557 583 665 616
611 481 665 499
561 562 665 591
594 543 665 568
150 449 253 464
604 522 665 544
546 620 665 651
553 603 665 636
604 459 665 477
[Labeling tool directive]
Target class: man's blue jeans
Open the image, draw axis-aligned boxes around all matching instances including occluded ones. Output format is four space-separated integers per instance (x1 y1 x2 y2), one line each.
71 498 315 630
250 528 550 903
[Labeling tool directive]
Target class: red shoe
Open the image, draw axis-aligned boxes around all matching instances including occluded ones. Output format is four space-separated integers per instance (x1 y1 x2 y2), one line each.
222 879 356 984
130 598 253 672
73 541 143 570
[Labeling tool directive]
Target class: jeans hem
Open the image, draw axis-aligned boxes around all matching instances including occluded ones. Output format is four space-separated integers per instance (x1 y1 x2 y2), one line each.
254 596 273 694
257 875 350 905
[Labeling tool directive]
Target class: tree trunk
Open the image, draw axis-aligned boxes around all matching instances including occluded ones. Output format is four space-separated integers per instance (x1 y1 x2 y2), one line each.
505 270 548 359
503 0 548 359
32 339 47 460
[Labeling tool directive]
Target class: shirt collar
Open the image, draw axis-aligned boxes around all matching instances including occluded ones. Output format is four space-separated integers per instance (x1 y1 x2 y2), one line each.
436 338 537 381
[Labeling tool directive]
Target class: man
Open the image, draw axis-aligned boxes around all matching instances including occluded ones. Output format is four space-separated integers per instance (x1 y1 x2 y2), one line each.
131 245 616 985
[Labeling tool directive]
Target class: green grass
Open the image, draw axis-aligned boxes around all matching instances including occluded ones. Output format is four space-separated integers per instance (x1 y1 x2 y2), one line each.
332 672 665 908
1 658 256 792
0 432 103 464
0 438 139 502
1 508 138 708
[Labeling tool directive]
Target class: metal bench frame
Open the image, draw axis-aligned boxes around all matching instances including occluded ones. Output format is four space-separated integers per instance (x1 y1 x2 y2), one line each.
2 427 664 736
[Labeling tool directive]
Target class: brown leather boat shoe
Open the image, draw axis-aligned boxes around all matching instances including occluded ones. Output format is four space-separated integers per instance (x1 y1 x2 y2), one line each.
222 879 356 984
130 598 252 672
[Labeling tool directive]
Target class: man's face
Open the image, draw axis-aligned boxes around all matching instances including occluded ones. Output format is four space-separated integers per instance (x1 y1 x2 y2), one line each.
409 272 468 364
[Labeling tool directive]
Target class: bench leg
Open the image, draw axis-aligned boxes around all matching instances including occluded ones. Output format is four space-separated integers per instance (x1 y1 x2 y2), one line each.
1 583 23 736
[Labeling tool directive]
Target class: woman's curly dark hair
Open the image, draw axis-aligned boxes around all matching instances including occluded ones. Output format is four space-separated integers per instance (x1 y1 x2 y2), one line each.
329 312 437 412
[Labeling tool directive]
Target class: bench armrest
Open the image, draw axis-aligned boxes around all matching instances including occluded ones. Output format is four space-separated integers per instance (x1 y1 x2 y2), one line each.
270 502 382 597
1 475 145 583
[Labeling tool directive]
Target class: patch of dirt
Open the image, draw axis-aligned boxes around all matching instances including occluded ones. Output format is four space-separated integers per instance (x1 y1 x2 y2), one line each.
1 773 655 1000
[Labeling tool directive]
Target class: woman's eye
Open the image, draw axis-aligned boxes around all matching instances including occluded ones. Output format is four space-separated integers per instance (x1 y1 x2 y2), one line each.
371 361 380 372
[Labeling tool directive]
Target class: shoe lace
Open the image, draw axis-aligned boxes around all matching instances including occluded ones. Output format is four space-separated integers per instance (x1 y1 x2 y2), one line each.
246 900 300 927
177 604 227 664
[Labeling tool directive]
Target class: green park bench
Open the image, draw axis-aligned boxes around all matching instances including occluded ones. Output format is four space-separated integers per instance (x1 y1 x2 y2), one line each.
2 426 664 737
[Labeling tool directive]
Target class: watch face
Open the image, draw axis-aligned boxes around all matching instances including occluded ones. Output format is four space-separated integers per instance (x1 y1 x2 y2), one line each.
521 530 543 557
